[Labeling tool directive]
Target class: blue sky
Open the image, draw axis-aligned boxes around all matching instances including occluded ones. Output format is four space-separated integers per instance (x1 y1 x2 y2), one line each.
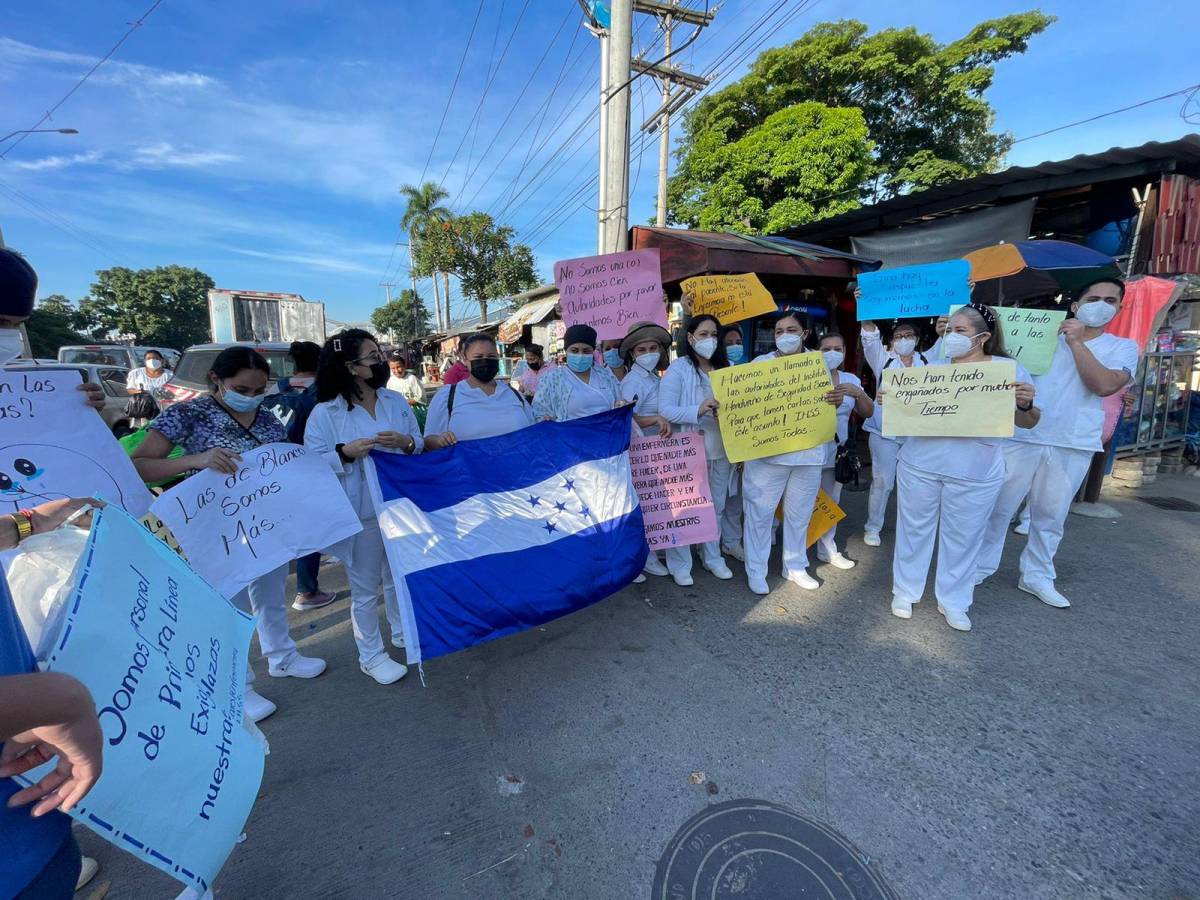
2 0 1198 330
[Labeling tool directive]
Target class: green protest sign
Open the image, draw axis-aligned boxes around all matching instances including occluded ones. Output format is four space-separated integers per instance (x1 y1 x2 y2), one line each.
950 305 1065 375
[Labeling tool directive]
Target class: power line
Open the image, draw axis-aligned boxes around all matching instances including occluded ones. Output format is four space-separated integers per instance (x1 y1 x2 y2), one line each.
0 177 124 264
1012 82 1200 144
416 0 486 188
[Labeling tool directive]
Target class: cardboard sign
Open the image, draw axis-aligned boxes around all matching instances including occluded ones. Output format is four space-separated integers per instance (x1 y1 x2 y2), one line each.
629 431 719 548
949 304 1067 375
0 370 152 516
710 353 835 463
856 260 971 321
554 248 667 340
805 489 846 548
882 360 1016 438
16 506 264 894
151 443 361 598
680 273 777 324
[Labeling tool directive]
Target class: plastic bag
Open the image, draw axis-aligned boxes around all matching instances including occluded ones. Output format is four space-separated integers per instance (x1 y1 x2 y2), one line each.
7 526 89 665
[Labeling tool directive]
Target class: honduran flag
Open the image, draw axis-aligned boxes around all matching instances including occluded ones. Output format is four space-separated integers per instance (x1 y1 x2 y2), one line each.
367 406 648 665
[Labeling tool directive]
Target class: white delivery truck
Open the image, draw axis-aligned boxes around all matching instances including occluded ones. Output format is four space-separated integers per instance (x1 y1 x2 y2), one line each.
207 289 327 344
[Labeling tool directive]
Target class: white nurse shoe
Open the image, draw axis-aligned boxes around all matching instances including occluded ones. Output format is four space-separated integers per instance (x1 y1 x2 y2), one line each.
783 569 819 591
361 655 409 685
937 604 972 632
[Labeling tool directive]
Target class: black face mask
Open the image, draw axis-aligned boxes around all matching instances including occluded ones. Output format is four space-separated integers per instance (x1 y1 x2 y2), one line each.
470 357 500 383
367 362 389 389
528 361 542 371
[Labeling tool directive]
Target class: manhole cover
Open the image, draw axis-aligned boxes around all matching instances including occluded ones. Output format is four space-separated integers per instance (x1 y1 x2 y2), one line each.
653 799 898 900
1136 496 1200 512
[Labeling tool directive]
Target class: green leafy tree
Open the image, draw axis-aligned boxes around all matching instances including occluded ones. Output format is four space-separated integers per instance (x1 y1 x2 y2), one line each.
370 289 432 343
435 212 538 323
76 266 214 348
400 181 453 323
668 12 1055 230
24 294 86 358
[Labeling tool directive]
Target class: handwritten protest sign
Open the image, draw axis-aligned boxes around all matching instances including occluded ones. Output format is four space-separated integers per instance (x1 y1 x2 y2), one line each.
0 370 152 516
949 304 1066 375
152 443 361 598
882 360 1016 438
856 260 971 321
680 273 777 324
15 506 264 894
805 489 846 548
554 248 667 340
711 353 835 463
629 432 718 548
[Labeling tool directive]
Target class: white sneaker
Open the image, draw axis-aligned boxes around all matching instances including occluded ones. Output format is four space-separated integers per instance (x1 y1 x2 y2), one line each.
360 655 408 685
937 604 972 631
1013 520 1030 536
268 651 327 679
391 632 406 649
721 542 746 562
748 576 770 595
643 555 669 576
703 561 734 580
633 572 647 583
672 571 694 587
783 569 819 591
243 688 277 723
890 598 913 619
1018 580 1070 609
817 551 856 570
863 531 881 547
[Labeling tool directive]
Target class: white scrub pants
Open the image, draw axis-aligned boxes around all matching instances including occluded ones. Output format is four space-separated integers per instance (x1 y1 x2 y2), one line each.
865 433 901 535
742 459 822 580
720 465 743 548
231 562 295 688
815 467 843 558
975 442 1094 588
346 518 404 665
665 455 733 576
892 463 1002 615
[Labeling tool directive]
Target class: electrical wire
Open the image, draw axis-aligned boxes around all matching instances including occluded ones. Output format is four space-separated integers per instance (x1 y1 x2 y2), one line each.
1012 82 1200 143
0 176 124 263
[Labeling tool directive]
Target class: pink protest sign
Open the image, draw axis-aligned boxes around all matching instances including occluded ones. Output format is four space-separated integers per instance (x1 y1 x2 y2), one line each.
554 248 667 340
629 431 719 549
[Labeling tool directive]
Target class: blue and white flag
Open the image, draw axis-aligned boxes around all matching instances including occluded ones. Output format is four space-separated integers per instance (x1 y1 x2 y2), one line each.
368 406 648 665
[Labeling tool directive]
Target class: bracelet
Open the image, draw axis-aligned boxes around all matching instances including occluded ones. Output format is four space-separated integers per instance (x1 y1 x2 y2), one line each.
11 512 33 543
1016 401 1033 412
335 443 351 463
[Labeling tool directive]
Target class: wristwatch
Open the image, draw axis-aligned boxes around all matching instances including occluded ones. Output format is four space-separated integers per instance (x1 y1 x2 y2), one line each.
11 510 33 544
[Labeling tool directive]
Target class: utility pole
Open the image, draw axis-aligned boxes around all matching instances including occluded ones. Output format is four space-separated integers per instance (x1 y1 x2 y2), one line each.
379 282 397 343
655 15 672 227
600 0 633 254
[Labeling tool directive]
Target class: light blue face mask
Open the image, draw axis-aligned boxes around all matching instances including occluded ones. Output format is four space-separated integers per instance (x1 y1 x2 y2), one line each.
603 349 623 369
222 386 264 413
567 352 594 373
726 344 744 364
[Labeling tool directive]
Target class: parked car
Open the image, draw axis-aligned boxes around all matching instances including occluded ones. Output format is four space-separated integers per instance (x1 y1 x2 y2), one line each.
5 362 137 436
158 342 297 411
58 343 180 370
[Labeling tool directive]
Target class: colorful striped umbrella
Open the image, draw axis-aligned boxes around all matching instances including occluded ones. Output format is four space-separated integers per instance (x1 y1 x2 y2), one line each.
965 240 1121 304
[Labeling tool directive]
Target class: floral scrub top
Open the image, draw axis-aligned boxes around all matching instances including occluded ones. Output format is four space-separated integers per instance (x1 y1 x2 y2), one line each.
151 395 285 457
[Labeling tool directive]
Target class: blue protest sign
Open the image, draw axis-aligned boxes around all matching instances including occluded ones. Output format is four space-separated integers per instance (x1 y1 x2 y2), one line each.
855 259 971 321
15 506 264 893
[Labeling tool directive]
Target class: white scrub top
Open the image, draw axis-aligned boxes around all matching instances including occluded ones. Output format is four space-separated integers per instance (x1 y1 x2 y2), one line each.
620 365 662 437
898 358 1033 484
829 370 862 446
126 367 173 392
424 381 535 442
860 329 929 438
1010 333 1138 453
565 370 615 420
751 351 831 467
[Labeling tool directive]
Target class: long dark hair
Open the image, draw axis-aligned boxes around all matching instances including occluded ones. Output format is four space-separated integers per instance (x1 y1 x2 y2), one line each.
681 314 728 369
954 303 1008 357
316 328 379 407
207 345 270 392
289 340 322 373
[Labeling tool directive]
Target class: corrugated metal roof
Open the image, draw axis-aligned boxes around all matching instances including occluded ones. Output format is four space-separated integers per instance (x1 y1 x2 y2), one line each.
778 134 1200 241
635 226 879 266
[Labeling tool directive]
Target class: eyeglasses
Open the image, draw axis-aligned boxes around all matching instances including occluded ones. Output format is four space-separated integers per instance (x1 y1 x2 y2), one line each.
354 352 386 365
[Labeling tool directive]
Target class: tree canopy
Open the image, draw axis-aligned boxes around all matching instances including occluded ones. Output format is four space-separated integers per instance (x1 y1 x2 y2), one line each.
25 294 86 358
667 12 1054 232
76 265 214 349
371 289 432 343
418 213 538 323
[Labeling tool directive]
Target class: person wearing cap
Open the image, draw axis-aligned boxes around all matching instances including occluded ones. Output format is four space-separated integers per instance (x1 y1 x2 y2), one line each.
531 324 621 422
659 314 735 586
387 351 425 403
516 343 555 400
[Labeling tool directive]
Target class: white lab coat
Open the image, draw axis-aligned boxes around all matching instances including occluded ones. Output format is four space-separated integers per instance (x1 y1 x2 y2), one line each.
814 369 862 559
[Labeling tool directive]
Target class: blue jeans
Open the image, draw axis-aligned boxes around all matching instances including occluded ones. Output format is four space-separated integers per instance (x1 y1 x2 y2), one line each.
295 553 321 595
18 834 80 899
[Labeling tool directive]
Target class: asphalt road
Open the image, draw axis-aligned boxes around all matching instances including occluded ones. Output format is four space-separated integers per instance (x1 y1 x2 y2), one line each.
81 472 1200 899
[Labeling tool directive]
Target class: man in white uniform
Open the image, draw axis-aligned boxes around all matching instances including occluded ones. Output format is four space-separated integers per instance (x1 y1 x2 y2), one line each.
975 278 1139 608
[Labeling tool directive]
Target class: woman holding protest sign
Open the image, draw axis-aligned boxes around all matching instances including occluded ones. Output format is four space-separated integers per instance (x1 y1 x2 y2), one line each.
133 346 327 723
659 314 735 587
889 303 1039 632
531 324 622 422
814 332 873 570
716 324 748 560
305 329 422 685
424 332 535 448
740 313 833 596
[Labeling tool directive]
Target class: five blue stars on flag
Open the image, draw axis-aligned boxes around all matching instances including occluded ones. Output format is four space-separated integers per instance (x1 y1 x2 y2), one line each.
527 477 593 537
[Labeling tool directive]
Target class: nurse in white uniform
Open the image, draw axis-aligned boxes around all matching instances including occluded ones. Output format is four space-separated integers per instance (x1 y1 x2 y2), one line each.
531 324 622 423
305 329 423 685
718 325 747 561
974 278 1138 609
859 318 930 546
890 304 1039 632
618 321 674 580
814 332 873 569
424 332 535 448
741 313 834 596
659 314 735 587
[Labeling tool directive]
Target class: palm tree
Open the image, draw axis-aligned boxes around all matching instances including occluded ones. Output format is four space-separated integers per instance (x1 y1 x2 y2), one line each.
400 181 452 331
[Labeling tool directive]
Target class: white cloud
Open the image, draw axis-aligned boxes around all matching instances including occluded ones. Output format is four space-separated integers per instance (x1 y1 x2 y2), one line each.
130 142 240 168
9 150 102 171
0 38 216 93
223 247 380 275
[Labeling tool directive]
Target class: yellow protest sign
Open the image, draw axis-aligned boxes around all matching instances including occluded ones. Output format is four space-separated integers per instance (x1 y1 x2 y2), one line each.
680 273 777 324
805 489 845 548
711 353 835 463
140 511 188 560
882 360 1016 438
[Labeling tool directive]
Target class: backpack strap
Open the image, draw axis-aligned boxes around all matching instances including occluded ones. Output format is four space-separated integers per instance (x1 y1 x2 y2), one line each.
918 352 929 365
446 382 458 419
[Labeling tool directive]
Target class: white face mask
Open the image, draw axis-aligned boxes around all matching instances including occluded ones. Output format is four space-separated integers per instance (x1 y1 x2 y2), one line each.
635 352 660 372
942 332 977 359
0 328 23 365
775 333 803 355
1075 300 1117 328
146 358 163 371
822 349 844 370
693 337 717 360
893 337 917 357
